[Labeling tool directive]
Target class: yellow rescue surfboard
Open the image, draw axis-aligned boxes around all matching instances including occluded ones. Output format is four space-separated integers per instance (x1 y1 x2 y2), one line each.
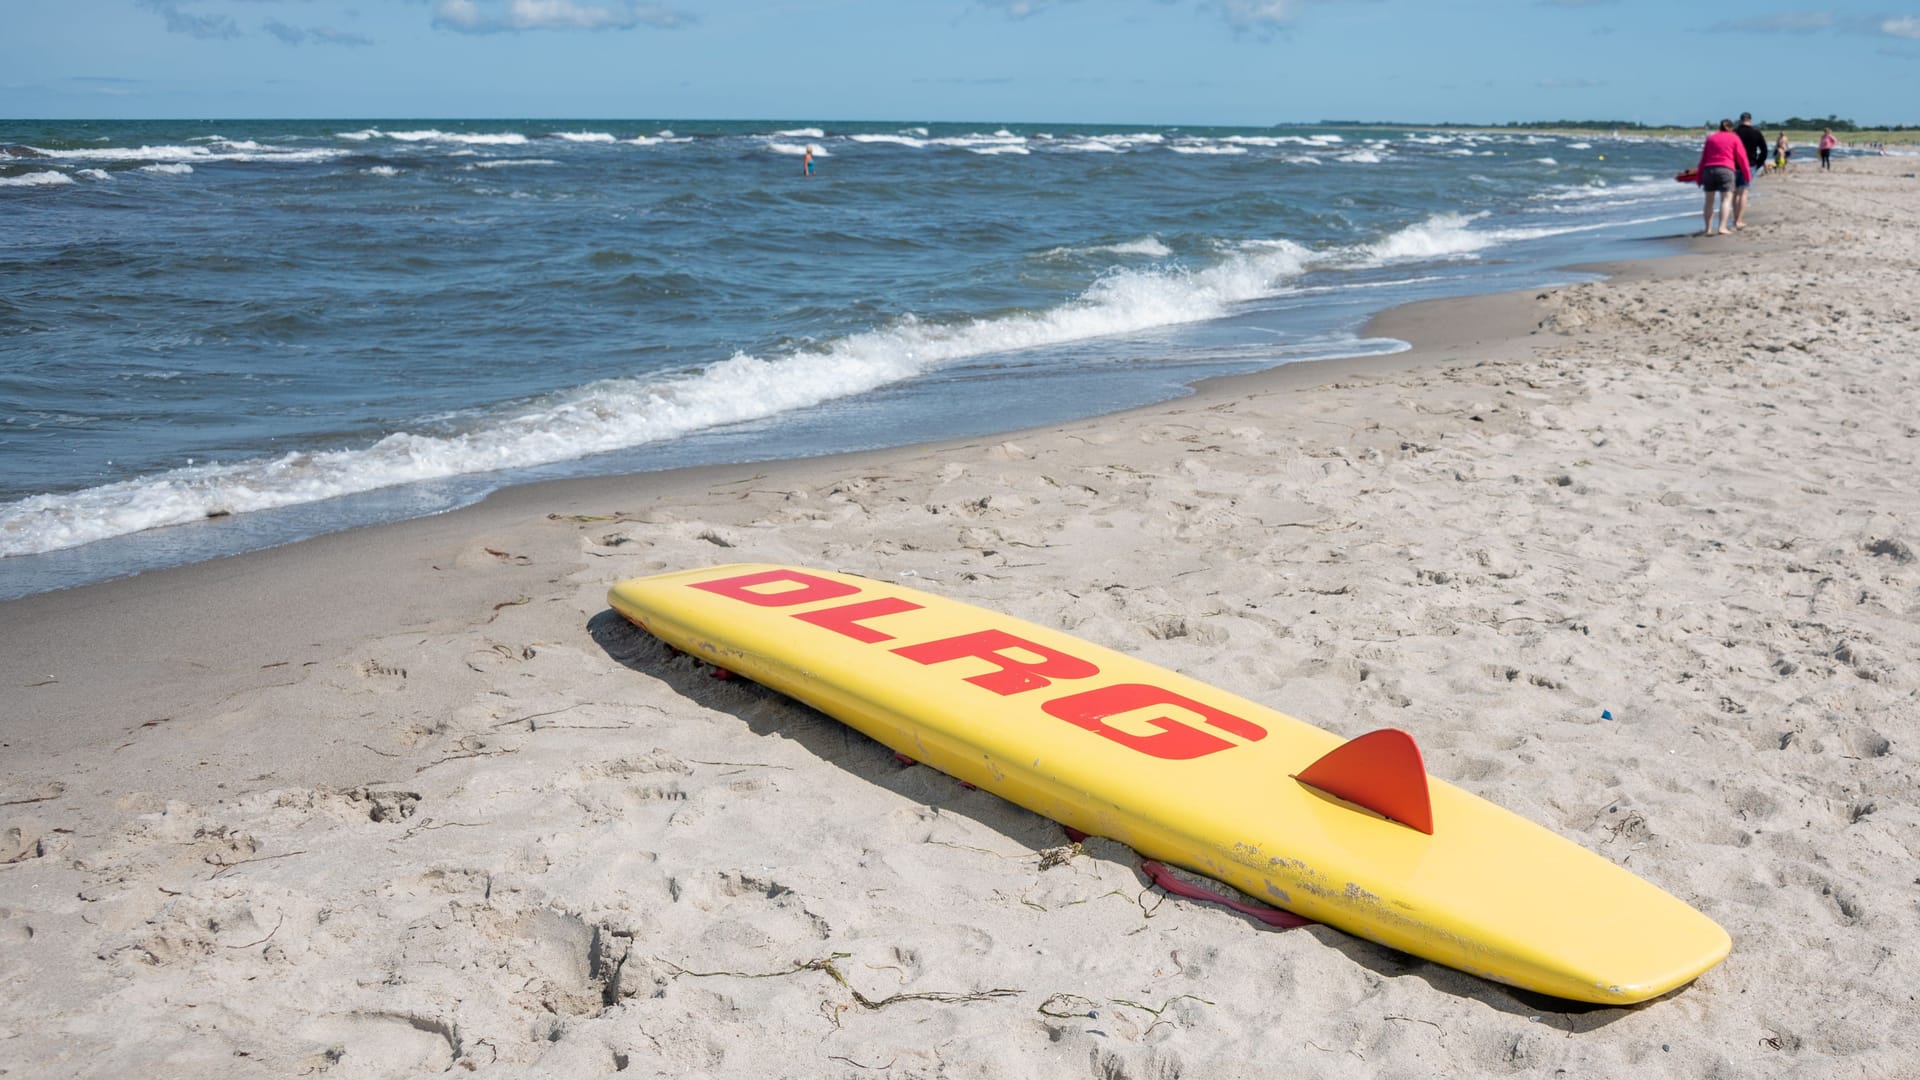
608 564 1730 1004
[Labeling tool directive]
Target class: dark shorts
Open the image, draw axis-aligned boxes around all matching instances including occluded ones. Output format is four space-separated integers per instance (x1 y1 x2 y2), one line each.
1701 166 1735 193
1735 168 1752 189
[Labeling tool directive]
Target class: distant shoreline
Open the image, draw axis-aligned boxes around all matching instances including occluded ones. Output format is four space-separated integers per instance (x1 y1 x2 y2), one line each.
10 115 1918 143
1317 120 1920 145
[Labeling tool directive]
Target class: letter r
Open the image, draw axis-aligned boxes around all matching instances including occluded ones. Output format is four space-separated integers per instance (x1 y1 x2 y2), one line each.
891 630 1098 696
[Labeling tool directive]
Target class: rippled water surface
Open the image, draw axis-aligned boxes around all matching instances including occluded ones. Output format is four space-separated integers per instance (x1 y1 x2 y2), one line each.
1 119 1703 596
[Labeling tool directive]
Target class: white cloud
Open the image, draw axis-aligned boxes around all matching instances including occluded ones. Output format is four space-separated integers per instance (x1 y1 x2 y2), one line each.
1211 0 1302 29
264 17 374 46
136 0 241 39
1709 12 1837 33
1883 16 1920 39
433 0 694 33
978 0 1061 17
980 0 1303 31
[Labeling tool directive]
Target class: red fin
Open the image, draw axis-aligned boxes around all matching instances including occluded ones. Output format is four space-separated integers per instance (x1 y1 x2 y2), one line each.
1294 728 1435 834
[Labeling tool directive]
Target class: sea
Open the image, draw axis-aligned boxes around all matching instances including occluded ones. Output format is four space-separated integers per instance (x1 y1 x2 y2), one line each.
1 119 1704 600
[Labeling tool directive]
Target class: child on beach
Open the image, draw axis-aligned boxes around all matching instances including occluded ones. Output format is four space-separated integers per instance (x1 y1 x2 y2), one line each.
1819 129 1839 170
1695 119 1751 236
1774 133 1791 174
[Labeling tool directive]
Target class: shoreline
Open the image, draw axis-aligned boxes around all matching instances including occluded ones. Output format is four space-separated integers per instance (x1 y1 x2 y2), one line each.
0 243 1678 763
4 158 1916 1077
0 223 1690 605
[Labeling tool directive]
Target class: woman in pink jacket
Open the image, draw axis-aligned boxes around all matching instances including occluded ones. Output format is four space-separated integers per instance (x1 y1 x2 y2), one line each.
1696 119 1752 236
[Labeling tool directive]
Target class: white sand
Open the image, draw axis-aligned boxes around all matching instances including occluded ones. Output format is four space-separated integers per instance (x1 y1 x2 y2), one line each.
3 157 1917 1078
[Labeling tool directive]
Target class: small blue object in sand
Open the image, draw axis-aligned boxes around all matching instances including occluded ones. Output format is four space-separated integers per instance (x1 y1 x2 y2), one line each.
1601 709 1614 721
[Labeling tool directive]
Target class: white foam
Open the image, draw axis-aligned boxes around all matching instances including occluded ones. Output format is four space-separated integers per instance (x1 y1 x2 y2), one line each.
1062 133 1162 151
554 131 616 143
337 128 379 141
1354 212 1496 262
930 133 1027 152
366 165 400 176
968 144 1029 155
0 238 1322 557
34 143 207 162
141 163 193 175
386 130 529 146
468 158 560 169
0 170 74 188
1171 144 1248 156
1336 150 1385 164
1102 237 1173 257
765 142 827 157
78 168 111 180
848 134 928 148
774 127 825 138
1042 237 1174 260
1349 209 1692 267
33 143 347 165
1530 176 1682 212
1222 135 1326 147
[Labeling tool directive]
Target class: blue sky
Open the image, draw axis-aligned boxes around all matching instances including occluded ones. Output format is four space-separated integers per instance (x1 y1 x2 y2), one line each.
5 0 1917 125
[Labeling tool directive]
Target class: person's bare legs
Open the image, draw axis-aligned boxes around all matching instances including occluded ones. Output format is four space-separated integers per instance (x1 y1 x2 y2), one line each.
1705 192 1733 235
1702 190 1716 236
1733 187 1749 229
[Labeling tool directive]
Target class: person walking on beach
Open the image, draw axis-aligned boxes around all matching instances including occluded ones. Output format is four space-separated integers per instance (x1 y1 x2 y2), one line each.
1695 119 1750 236
1818 129 1839 170
1733 112 1767 227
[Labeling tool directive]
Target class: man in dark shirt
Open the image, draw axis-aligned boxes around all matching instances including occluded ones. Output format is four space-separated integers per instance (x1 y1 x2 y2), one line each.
1734 112 1768 229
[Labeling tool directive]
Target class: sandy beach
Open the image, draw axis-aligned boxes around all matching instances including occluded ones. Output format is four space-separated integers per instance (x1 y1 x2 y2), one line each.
4 156 1916 1078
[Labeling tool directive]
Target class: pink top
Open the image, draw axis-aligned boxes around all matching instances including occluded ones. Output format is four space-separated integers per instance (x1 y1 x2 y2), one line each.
1819 132 1838 150
1697 131 1752 182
